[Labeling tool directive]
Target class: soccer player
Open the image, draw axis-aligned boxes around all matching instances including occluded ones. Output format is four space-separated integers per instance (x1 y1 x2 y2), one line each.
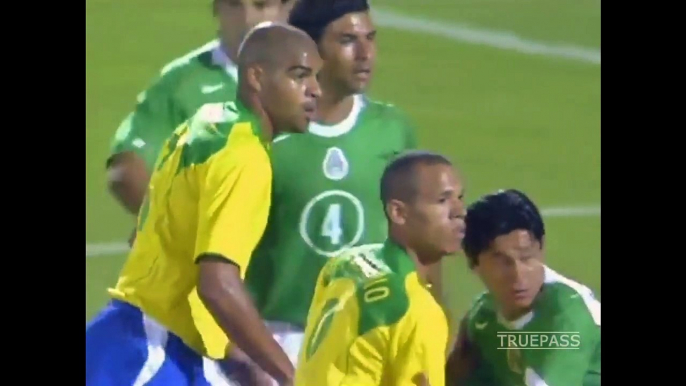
106 0 296 221
86 23 322 386
243 0 450 372
446 189 601 386
294 151 466 386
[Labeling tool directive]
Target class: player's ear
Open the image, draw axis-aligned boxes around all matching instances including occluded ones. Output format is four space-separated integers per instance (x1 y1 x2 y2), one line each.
386 199 407 225
246 65 264 93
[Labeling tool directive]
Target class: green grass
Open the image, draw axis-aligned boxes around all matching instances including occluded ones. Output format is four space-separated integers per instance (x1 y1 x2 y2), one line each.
86 0 600 324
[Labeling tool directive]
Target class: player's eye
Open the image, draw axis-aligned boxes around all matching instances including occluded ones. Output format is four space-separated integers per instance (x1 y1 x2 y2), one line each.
366 31 377 41
339 35 356 44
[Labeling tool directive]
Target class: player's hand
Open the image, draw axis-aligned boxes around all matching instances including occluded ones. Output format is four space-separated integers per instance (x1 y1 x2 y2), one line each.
224 344 274 386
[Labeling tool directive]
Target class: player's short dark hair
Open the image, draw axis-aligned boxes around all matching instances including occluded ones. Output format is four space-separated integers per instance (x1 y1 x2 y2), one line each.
380 150 453 207
288 0 370 43
462 189 545 268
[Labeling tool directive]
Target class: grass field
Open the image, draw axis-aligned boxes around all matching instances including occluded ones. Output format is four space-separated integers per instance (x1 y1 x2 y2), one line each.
86 0 601 325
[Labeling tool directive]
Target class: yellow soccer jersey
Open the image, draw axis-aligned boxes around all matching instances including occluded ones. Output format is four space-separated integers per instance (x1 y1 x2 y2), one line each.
295 241 449 386
108 101 272 358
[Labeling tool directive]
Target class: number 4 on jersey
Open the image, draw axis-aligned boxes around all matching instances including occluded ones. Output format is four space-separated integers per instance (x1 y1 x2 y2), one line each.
321 203 343 245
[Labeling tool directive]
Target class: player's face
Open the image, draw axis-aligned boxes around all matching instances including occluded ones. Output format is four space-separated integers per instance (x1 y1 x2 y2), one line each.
318 12 377 96
474 230 545 317
215 0 288 53
260 47 323 133
405 164 466 262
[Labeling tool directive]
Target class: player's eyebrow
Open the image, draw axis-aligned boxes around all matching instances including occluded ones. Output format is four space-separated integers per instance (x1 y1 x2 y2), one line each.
439 188 454 199
287 65 312 74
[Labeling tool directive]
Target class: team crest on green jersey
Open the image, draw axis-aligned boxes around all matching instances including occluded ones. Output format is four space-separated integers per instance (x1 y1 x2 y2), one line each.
323 147 349 180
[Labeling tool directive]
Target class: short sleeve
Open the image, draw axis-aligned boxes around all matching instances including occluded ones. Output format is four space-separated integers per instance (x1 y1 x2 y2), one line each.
109 76 184 171
194 143 272 273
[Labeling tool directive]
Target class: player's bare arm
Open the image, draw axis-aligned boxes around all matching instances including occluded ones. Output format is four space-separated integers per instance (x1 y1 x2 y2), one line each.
198 22 322 384
107 152 148 216
197 255 293 383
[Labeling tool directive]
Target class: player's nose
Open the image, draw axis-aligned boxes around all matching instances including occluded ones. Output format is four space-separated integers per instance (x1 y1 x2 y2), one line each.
306 76 322 99
355 40 374 62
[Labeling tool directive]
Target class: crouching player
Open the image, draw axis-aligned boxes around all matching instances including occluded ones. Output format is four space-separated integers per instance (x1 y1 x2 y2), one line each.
446 189 600 386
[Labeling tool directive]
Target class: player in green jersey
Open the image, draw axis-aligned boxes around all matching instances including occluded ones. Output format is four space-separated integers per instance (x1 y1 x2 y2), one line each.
446 189 601 386
106 0 296 222
243 0 453 380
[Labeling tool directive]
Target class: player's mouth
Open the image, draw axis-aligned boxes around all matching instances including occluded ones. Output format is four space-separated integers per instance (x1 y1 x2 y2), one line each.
353 68 371 81
453 221 466 239
512 288 530 300
303 102 316 121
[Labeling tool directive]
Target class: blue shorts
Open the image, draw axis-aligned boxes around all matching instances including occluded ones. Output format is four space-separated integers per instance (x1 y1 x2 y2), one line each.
86 300 243 386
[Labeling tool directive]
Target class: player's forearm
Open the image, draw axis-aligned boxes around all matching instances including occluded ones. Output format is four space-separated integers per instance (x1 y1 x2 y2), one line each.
198 257 294 383
107 153 149 215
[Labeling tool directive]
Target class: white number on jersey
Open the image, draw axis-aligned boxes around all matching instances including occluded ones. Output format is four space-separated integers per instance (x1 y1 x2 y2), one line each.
321 203 343 245
300 189 365 257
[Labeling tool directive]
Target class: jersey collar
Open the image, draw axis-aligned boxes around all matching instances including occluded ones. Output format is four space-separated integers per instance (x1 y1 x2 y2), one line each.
381 239 417 277
308 94 365 138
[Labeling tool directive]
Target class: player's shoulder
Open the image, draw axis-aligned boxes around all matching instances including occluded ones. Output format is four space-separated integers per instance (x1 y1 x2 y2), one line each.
539 267 600 327
158 40 219 79
320 243 387 285
323 243 412 335
181 102 267 167
464 291 497 329
140 40 220 97
361 97 411 122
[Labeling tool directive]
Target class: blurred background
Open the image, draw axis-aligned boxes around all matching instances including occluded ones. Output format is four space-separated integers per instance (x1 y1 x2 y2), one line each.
86 0 600 327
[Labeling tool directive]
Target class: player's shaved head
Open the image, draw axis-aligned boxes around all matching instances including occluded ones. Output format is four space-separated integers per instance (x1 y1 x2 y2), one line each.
235 21 322 136
238 21 318 74
381 150 466 264
380 151 454 205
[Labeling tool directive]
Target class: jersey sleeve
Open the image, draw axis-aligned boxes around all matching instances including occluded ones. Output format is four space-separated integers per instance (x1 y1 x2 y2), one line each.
194 143 272 273
529 298 601 386
109 74 184 171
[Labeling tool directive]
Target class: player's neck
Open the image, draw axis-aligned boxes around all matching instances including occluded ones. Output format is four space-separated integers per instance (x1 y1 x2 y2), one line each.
220 40 238 64
314 92 355 126
389 235 434 286
237 89 275 141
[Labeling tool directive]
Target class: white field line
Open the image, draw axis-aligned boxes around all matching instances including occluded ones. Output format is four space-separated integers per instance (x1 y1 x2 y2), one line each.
372 9 600 65
85 205 599 258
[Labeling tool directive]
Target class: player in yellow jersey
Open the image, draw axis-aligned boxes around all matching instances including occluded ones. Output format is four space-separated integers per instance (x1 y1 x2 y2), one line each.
294 151 467 386
86 23 322 386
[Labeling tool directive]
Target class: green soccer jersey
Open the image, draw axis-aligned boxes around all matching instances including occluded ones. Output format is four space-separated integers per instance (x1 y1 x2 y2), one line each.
464 266 601 386
108 40 239 170
245 94 418 327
